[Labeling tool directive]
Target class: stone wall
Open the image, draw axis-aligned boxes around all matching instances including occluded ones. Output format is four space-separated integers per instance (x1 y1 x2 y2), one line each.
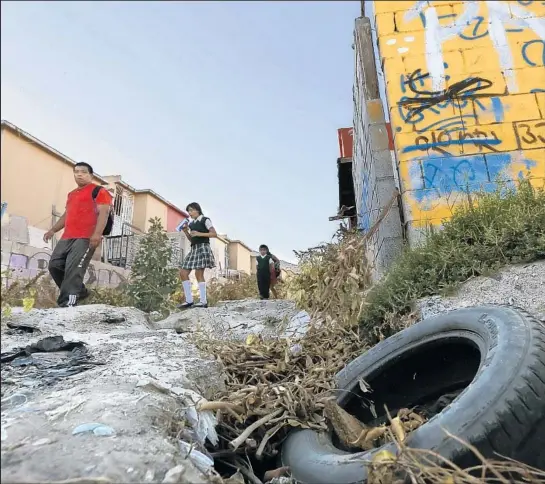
1 241 130 288
353 16 404 279
373 0 545 245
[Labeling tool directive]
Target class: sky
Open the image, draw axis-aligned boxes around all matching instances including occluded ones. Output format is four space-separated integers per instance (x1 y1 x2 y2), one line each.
1 1 360 263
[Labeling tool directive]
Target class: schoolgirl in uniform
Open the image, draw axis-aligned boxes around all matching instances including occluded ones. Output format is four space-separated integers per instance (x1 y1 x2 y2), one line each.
178 202 217 309
256 244 278 300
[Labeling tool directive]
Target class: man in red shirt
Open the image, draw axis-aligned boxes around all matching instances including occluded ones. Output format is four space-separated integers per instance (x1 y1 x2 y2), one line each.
44 162 113 307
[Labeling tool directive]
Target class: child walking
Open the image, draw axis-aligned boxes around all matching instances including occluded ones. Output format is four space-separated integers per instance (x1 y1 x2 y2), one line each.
178 202 217 309
267 249 282 299
256 244 277 300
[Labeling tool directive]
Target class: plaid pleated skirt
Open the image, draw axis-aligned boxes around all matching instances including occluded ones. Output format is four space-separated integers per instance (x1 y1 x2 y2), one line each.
181 243 216 270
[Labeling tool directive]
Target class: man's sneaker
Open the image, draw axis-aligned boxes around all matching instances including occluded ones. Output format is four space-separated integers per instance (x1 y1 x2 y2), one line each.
177 302 194 310
58 294 79 308
194 302 208 308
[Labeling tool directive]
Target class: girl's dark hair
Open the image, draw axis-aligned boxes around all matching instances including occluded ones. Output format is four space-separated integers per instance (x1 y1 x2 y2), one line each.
186 202 203 215
259 244 269 251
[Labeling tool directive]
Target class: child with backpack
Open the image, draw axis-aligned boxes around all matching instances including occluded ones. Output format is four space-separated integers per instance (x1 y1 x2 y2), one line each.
256 244 278 300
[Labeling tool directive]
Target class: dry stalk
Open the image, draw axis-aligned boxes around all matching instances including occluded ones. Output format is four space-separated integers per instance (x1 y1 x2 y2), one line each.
256 422 284 459
229 409 283 450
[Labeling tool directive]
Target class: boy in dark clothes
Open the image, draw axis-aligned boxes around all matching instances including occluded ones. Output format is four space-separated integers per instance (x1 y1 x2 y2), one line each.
256 244 277 300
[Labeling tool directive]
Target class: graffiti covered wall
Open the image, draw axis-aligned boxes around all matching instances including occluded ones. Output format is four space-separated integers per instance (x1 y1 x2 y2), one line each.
374 0 545 239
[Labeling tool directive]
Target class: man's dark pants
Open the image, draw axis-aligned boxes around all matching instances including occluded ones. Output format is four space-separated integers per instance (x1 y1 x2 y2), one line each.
48 239 95 307
257 273 271 300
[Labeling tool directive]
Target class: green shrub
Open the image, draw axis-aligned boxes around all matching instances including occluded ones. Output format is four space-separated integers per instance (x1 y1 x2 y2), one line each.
361 181 545 338
126 217 179 312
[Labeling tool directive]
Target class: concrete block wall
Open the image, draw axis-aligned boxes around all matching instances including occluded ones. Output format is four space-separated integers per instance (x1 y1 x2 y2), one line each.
373 0 545 245
353 17 404 279
1 241 130 288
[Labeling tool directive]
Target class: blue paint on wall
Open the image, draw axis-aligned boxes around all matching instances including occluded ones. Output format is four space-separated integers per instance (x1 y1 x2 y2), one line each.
417 155 488 198
490 97 505 123
521 40 545 67
359 176 371 231
402 137 501 154
409 151 538 204
486 152 538 182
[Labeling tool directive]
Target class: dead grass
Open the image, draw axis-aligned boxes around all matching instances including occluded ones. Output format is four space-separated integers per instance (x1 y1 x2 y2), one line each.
192 319 366 458
206 274 287 307
192 183 545 482
0 270 130 312
286 229 373 328
364 426 545 484
2 184 543 483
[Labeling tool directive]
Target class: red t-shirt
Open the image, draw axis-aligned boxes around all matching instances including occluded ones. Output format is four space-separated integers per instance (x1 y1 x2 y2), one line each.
62 184 113 239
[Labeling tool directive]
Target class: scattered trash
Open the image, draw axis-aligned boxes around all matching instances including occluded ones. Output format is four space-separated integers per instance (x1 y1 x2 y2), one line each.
1 393 28 408
179 440 214 474
102 315 126 324
1 336 86 364
31 336 85 353
11 356 34 367
136 378 219 447
289 343 302 357
282 310 311 339
1 336 104 389
6 321 40 333
32 438 53 446
72 422 116 437
264 466 290 483
177 389 219 447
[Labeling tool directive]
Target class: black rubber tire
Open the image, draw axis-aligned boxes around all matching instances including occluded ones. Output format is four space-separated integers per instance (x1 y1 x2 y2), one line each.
281 305 545 484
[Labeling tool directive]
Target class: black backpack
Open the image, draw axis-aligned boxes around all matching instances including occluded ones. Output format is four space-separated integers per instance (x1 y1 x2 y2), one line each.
92 186 114 236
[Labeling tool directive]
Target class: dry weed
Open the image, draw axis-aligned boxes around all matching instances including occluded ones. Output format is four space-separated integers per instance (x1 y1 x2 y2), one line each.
286 229 373 327
365 426 545 484
193 319 366 459
206 274 287 306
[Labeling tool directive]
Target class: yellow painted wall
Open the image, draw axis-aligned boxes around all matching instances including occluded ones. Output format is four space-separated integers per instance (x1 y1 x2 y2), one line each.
211 237 229 271
132 193 167 232
250 255 257 275
374 0 545 229
1 127 105 233
235 244 252 275
228 242 252 275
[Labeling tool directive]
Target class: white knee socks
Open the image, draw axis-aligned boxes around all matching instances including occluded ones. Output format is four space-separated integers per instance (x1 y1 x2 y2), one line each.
198 282 207 304
182 280 193 304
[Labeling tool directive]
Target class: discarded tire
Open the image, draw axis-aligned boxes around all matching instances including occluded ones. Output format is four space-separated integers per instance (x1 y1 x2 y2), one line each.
281 305 545 483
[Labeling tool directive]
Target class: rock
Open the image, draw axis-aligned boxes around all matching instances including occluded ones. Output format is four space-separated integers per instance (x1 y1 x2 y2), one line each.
154 299 311 341
416 260 545 321
268 478 296 484
161 462 217 484
1 304 224 483
1 300 314 483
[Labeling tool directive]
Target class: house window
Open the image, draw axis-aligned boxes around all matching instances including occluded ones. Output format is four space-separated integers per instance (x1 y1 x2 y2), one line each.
113 185 123 216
